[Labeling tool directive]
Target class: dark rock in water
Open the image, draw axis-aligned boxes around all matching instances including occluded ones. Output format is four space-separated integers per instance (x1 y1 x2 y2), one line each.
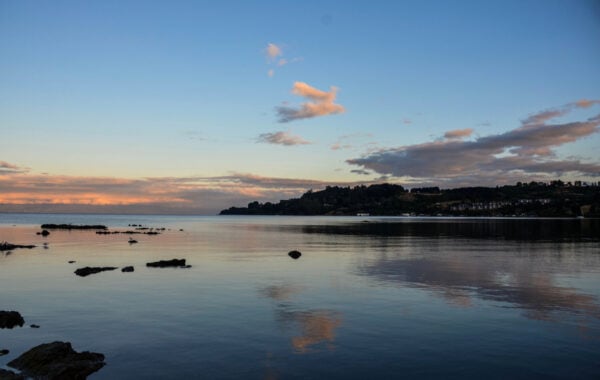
0 311 25 329
7 341 105 380
74 267 118 277
128 238 138 244
41 230 50 236
121 266 134 273
0 242 35 251
68 261 76 264
0 369 24 380
180 265 192 269
288 250 302 259
0 349 9 356
30 324 40 329
41 224 107 230
146 259 186 268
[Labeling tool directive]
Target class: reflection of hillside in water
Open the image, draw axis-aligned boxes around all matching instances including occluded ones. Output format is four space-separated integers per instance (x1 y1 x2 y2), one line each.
259 283 342 353
288 218 600 242
358 253 600 322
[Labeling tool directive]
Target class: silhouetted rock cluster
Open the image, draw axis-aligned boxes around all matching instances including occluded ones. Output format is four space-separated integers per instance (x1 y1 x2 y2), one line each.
36 229 50 236
41 224 107 230
74 267 118 277
7 341 105 380
0 242 35 251
121 266 134 272
96 230 160 235
146 259 188 268
0 311 25 329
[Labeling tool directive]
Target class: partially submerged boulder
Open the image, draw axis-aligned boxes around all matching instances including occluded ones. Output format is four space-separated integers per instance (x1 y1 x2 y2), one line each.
8 341 105 380
288 250 302 259
74 267 118 277
0 311 25 329
121 266 134 273
0 349 9 356
146 259 187 268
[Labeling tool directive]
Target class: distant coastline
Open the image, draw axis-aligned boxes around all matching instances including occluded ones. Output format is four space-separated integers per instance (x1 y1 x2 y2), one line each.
220 181 600 218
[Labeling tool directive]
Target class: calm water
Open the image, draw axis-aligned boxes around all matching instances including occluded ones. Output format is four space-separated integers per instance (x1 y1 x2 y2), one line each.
1 214 599 379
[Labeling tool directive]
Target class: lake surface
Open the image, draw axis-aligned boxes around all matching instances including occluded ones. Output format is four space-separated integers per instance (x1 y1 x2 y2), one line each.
1 214 599 379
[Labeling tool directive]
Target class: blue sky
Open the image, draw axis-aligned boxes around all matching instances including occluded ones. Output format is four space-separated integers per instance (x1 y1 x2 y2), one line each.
1 0 599 213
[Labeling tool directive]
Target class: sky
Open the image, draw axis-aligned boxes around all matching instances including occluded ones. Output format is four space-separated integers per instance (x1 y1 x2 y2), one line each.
1 0 600 214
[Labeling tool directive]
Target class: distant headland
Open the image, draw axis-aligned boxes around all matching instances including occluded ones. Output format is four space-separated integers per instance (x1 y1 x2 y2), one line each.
220 181 600 217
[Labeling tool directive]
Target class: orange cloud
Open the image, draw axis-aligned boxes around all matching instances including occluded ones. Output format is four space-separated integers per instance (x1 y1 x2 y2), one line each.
575 99 600 108
276 82 345 122
0 171 388 214
265 43 282 59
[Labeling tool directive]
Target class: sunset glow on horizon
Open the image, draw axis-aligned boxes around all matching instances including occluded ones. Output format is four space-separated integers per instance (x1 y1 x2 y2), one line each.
1 1 599 214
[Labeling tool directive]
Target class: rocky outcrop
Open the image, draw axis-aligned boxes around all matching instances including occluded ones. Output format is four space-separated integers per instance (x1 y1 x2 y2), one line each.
146 259 187 268
121 266 134 272
8 341 105 380
0 311 25 329
74 267 118 277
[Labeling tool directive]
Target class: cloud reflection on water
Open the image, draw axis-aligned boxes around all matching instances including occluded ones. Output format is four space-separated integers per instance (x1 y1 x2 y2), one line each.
276 309 342 353
260 283 343 353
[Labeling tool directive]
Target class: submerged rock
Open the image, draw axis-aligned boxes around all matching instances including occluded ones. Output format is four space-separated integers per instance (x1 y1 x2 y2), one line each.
0 311 25 329
30 324 40 329
128 238 138 244
121 266 134 273
7 341 105 380
288 250 302 259
0 242 35 251
74 267 118 277
146 259 186 268
41 224 107 230
68 261 76 264
0 349 9 356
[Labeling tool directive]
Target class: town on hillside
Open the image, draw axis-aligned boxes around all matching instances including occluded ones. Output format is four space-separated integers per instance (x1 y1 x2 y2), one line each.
220 181 600 217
